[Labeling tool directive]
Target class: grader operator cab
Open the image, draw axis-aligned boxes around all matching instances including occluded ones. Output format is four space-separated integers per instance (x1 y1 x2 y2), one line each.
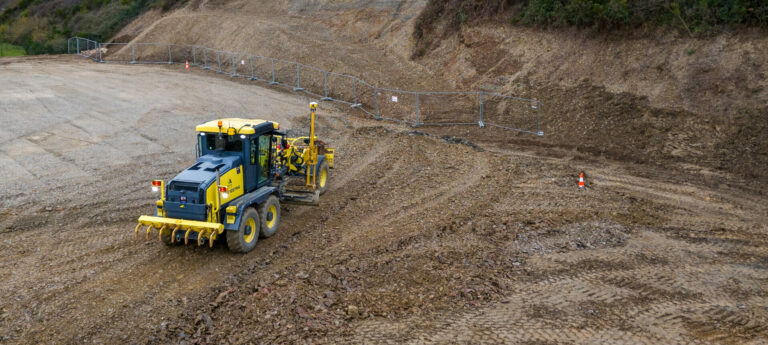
135 102 334 253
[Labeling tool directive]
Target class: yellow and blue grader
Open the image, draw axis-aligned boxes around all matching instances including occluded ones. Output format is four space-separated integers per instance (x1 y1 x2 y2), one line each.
135 102 334 253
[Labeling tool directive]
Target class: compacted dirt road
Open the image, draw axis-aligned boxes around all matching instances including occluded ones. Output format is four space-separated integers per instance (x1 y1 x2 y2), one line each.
1 56 766 344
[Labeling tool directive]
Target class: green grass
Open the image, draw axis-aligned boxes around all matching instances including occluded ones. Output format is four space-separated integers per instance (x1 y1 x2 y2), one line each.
0 42 26 56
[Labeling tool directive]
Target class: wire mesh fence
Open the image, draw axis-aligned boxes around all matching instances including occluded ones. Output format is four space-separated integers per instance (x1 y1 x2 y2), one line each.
67 37 543 136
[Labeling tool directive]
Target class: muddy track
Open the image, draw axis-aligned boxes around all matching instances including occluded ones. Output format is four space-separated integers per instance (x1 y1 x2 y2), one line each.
1 57 767 345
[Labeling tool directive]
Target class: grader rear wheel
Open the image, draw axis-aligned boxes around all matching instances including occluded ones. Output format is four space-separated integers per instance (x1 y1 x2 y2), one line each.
258 195 280 238
317 160 329 195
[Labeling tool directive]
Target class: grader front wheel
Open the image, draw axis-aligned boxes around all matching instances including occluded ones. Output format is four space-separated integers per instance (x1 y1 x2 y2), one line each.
227 208 259 253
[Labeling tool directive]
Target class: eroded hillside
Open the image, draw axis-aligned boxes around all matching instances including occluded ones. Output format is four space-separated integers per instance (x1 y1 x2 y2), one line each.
109 0 768 185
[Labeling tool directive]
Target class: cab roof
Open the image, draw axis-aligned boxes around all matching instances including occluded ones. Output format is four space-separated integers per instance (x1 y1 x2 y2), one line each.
195 118 279 135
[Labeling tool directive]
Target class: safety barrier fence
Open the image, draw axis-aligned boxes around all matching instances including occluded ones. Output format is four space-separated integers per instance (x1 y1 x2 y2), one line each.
68 37 543 136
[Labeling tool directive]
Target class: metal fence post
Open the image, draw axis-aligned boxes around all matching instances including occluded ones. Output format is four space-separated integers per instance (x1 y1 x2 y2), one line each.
478 92 485 128
217 52 222 72
76 38 80 55
231 55 237 76
415 93 421 126
537 101 543 136
374 86 380 120
203 49 207 69
351 78 361 108
294 63 304 91
192 46 196 66
98 43 103 63
131 45 136 64
249 56 255 80
322 71 331 101
270 59 277 85
168 44 172 64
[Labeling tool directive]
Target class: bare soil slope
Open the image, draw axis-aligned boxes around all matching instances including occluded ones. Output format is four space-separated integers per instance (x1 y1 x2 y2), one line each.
1 57 766 344
111 0 768 184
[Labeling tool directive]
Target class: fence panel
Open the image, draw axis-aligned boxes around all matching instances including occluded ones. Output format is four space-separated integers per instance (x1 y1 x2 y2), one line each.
133 43 169 64
419 93 479 126
169 45 194 64
326 73 357 105
482 94 541 135
101 43 131 63
199 48 213 69
273 60 297 87
74 38 100 61
376 89 417 124
230 53 249 77
190 46 202 67
249 56 273 82
296 64 326 97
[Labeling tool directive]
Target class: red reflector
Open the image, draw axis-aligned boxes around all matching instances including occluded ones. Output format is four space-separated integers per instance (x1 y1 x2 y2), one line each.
219 186 227 192
152 180 161 186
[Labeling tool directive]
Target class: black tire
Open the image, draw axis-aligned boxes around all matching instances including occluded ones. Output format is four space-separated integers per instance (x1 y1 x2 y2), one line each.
258 195 280 238
316 160 329 195
226 208 259 253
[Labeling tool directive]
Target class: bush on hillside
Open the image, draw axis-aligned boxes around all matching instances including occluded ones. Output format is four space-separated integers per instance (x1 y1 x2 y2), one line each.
517 0 768 32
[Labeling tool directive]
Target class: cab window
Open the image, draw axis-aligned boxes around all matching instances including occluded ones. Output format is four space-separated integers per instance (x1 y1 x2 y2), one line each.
204 134 242 152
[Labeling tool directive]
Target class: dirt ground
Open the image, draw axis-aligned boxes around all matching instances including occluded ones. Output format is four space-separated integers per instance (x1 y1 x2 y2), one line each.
1 56 767 345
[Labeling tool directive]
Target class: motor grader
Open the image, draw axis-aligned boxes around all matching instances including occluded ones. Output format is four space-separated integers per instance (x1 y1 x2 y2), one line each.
135 102 334 253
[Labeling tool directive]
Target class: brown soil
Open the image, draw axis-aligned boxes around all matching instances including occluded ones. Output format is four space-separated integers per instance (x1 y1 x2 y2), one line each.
2 57 766 344
108 0 768 187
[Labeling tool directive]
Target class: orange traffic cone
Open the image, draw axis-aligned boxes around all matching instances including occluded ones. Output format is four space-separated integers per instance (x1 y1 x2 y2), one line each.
578 172 585 188
185 60 189 70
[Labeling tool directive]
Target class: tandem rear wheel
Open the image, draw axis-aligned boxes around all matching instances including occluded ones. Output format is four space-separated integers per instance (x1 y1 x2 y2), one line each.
317 160 329 195
258 195 280 238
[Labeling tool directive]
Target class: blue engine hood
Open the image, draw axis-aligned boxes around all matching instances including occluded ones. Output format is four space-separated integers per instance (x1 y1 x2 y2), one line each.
162 153 242 221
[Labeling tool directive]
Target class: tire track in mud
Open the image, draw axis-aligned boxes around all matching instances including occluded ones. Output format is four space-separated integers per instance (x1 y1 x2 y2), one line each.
350 227 768 345
342 136 768 345
308 128 491 254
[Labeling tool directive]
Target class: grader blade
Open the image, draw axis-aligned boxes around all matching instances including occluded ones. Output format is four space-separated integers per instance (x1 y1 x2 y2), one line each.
281 190 320 206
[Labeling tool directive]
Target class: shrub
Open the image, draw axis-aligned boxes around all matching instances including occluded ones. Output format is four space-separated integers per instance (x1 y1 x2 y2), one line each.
517 0 768 32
